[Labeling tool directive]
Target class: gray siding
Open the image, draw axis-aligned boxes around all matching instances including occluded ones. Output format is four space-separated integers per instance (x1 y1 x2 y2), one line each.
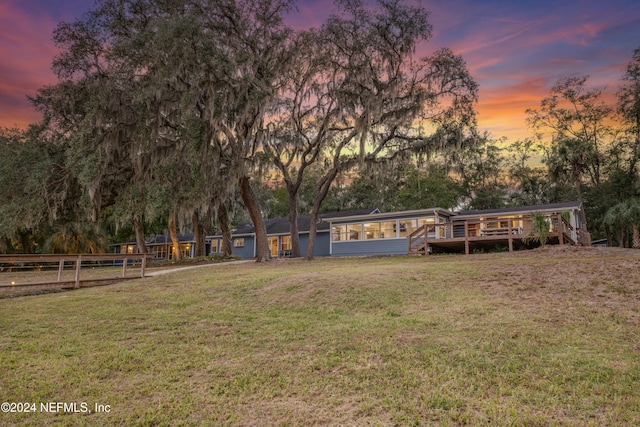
331 238 408 256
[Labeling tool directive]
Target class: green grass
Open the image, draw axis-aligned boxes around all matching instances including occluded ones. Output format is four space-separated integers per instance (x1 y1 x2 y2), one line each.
1 248 639 425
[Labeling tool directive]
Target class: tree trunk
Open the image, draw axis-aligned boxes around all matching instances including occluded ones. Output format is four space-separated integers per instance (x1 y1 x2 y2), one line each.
18 230 34 254
132 215 147 254
192 211 206 257
633 224 640 249
287 185 301 258
217 203 233 256
306 209 320 261
239 176 270 262
605 224 613 247
574 174 583 205
168 211 182 261
305 168 339 260
618 227 625 248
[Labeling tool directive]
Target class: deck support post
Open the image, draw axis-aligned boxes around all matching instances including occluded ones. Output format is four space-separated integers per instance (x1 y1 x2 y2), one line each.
464 221 469 255
424 224 429 257
557 214 564 245
74 255 82 289
508 222 513 252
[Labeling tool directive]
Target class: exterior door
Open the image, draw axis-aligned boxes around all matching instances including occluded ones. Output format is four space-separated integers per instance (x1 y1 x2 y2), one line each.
268 237 278 258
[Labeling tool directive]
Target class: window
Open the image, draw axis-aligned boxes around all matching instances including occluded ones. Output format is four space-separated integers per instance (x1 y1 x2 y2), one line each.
380 221 396 238
399 219 429 237
210 240 218 254
364 223 380 239
333 221 402 241
331 224 362 241
121 245 135 254
347 224 361 240
180 244 191 258
155 245 167 259
332 225 345 241
234 238 245 248
281 236 292 251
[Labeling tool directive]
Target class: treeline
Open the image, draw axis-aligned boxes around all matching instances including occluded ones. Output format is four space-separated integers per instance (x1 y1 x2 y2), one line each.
1 0 639 258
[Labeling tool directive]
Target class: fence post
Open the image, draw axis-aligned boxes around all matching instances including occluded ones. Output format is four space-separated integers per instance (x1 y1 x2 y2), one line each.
74 255 82 289
58 259 64 282
122 258 128 278
464 221 469 255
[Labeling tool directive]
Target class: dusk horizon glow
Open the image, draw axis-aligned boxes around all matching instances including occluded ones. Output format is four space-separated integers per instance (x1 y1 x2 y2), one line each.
1 0 639 142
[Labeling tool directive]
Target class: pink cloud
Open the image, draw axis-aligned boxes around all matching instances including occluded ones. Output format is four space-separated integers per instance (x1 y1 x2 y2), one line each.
0 2 61 128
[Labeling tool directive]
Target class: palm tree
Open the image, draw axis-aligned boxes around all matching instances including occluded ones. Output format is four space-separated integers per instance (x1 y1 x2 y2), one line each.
604 198 640 248
523 212 550 247
44 222 107 254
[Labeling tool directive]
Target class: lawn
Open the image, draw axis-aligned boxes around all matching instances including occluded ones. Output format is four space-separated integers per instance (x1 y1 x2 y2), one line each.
1 247 639 426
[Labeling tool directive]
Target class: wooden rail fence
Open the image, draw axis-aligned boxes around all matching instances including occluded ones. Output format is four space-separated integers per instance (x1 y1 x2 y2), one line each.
0 253 154 293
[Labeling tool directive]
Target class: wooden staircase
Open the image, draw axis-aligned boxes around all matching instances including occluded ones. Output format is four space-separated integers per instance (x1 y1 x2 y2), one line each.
408 225 428 255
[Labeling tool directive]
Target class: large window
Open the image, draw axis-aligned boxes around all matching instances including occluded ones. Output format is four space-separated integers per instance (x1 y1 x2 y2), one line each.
333 224 363 241
380 221 396 238
364 223 380 239
398 218 432 237
332 217 443 242
347 224 361 240
332 220 428 241
331 226 344 241
364 221 397 239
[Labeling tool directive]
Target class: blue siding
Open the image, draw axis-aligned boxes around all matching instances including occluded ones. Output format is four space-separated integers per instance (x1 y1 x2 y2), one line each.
331 238 408 256
208 236 256 259
208 234 329 259
299 232 331 257
232 236 255 259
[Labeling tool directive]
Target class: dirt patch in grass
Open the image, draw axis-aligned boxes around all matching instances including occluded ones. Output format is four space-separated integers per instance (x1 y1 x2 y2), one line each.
470 247 640 325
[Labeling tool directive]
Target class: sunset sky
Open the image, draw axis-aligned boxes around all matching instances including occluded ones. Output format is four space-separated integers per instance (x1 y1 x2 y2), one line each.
1 0 639 142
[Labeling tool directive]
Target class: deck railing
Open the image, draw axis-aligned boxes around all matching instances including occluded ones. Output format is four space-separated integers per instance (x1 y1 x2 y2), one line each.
0 253 154 292
576 228 592 246
409 213 587 256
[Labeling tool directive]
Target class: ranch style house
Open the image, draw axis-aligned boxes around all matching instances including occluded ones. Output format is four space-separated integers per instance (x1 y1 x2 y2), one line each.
115 201 590 259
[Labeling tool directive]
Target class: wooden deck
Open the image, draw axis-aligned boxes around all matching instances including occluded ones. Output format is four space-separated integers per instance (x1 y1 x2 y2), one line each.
409 214 591 255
